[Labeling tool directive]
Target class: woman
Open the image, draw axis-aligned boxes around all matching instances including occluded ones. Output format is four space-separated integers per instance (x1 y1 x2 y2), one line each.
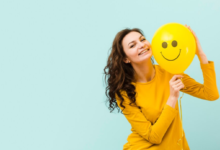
103 25 219 150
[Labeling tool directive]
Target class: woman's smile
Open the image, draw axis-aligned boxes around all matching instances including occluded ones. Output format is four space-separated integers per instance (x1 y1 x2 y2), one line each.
138 48 151 56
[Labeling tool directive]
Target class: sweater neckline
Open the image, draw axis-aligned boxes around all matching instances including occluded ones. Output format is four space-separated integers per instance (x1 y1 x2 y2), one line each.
131 65 158 85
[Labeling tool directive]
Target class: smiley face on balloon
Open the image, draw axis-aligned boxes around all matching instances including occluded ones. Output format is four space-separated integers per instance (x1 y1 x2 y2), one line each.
160 39 181 61
151 23 196 74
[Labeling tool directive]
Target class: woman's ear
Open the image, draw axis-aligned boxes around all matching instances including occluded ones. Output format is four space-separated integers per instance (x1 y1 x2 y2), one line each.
123 58 130 63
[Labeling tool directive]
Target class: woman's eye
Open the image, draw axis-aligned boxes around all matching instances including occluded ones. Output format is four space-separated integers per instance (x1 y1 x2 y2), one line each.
141 38 145 41
130 44 135 48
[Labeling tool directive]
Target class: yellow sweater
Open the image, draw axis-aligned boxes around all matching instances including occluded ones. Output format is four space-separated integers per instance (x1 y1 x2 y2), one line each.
116 60 219 150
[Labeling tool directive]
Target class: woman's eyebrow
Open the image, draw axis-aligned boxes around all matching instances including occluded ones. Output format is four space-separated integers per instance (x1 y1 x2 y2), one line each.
128 35 143 46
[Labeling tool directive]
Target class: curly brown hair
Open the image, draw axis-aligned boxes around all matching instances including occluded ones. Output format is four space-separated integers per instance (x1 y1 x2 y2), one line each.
103 28 155 114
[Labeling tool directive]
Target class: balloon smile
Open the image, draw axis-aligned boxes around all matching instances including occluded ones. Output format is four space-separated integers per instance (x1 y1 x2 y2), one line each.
160 49 181 61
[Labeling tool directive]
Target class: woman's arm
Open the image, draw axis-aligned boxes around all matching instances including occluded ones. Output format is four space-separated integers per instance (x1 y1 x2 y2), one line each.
180 60 219 100
116 91 178 145
185 24 207 61
197 52 208 64
181 25 219 100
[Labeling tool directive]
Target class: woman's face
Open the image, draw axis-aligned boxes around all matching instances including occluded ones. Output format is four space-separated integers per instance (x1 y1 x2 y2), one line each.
122 31 152 64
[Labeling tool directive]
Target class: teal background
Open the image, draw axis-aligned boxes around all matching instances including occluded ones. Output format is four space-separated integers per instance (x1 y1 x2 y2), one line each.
0 0 219 150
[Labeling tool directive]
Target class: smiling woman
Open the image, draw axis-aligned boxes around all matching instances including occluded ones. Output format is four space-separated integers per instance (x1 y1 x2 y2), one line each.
103 27 219 150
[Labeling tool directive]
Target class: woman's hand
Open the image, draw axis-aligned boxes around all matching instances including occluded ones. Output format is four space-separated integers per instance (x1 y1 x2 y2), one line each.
185 24 204 56
169 75 185 100
185 24 209 64
166 75 185 109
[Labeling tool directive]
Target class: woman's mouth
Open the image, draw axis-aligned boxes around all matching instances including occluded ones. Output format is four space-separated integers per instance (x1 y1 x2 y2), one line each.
138 48 150 56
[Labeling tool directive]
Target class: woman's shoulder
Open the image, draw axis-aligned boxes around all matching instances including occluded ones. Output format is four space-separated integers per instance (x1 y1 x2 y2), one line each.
155 64 170 75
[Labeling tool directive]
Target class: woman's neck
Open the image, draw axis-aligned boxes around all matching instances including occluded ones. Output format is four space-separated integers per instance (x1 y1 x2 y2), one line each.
133 60 155 83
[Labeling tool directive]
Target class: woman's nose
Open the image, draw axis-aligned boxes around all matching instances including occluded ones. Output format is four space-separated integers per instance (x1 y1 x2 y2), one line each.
137 41 145 48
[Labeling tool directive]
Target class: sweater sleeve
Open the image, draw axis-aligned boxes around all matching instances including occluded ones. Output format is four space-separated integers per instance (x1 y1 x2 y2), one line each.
115 91 177 144
180 60 219 100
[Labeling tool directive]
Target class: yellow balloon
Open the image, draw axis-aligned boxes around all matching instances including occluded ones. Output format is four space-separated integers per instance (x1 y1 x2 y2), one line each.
151 22 196 74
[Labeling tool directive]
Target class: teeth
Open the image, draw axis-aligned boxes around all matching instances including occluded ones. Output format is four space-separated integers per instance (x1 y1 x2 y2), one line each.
139 49 149 55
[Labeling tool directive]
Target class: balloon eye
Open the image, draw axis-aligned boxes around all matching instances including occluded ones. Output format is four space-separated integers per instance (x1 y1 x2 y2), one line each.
172 40 177 47
162 42 167 48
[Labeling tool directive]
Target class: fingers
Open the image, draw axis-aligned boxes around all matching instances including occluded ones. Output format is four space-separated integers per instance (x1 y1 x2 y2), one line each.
185 24 192 31
185 24 198 40
170 75 184 82
185 24 196 34
185 24 189 28
172 78 184 90
172 80 184 91
185 24 190 28
176 85 185 91
173 79 182 84
177 83 185 90
173 81 184 88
